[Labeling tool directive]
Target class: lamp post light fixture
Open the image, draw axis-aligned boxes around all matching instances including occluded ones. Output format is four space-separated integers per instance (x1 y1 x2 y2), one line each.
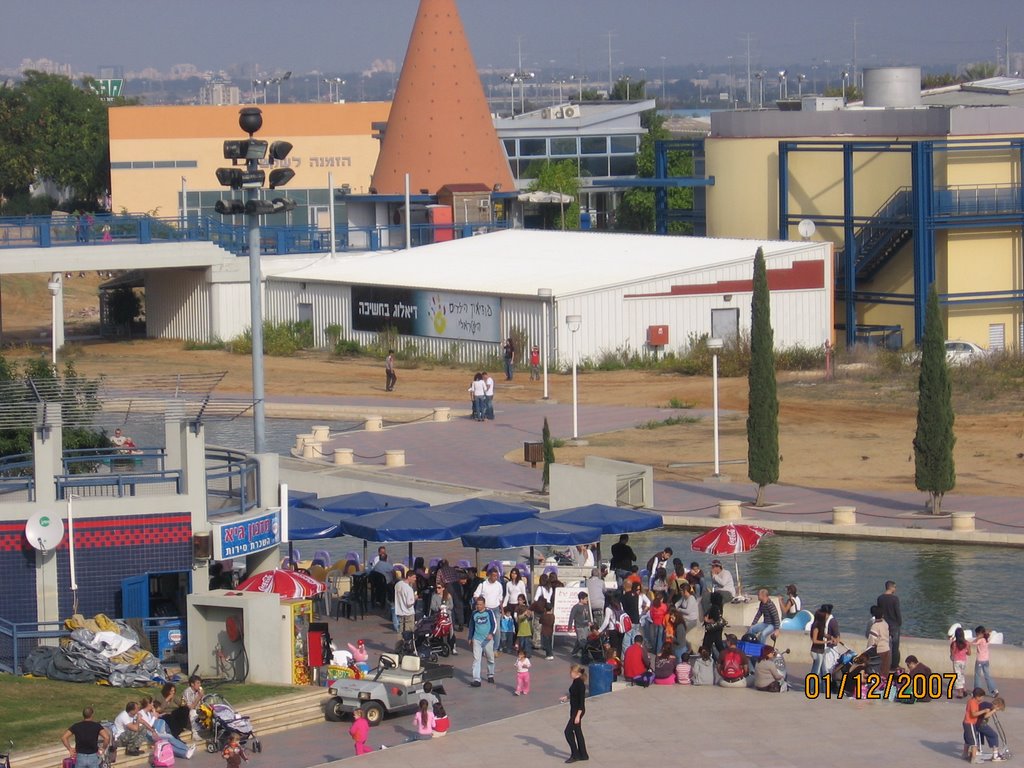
538 288 552 400
213 107 297 453
754 70 765 108
570 74 586 101
268 71 291 103
778 70 787 100
841 70 850 104
797 73 807 97
707 337 724 477
565 314 582 440
47 272 63 365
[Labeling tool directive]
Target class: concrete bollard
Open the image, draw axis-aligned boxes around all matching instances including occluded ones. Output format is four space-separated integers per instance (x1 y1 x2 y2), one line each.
432 407 450 422
302 441 322 460
717 500 743 520
364 416 383 432
333 448 354 465
832 506 857 525
950 511 976 532
384 449 405 467
311 425 331 442
295 433 314 453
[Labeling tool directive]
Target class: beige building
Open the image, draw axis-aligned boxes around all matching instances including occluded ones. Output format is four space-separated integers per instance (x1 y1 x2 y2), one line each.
705 71 1024 350
108 102 391 226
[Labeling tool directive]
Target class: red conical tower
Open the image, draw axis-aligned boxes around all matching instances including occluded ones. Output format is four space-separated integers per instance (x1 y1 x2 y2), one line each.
370 0 515 195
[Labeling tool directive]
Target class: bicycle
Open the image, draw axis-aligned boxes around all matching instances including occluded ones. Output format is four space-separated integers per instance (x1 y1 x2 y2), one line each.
213 641 249 684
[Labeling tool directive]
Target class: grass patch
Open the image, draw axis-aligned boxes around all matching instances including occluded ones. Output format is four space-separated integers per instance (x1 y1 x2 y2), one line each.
0 674 295 750
667 397 694 409
637 415 700 430
552 438 567 448
183 338 225 351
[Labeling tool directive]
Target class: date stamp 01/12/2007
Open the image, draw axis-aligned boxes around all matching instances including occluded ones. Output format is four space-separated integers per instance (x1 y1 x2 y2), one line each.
804 672 958 700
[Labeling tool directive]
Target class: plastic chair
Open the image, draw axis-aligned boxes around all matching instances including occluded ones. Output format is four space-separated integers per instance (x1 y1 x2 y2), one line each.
279 556 297 570
428 557 441 569
486 560 503 576
345 551 362 566
312 550 331 568
516 563 531 582
456 559 472 569
543 565 559 576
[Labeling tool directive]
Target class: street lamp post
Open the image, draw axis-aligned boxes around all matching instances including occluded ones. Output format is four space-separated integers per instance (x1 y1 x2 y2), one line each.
213 107 297 453
47 272 62 365
708 337 724 476
566 314 582 440
639 68 646 99
538 288 552 399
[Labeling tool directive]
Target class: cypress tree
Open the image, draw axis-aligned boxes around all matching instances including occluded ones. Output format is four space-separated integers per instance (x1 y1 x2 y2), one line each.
914 285 956 515
746 247 780 506
541 417 555 493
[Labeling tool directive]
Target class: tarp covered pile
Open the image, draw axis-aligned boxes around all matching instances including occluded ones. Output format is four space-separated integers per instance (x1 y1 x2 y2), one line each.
22 613 163 686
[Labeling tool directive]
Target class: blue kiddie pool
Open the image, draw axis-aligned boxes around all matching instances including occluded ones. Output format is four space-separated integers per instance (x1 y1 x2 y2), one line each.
781 609 814 632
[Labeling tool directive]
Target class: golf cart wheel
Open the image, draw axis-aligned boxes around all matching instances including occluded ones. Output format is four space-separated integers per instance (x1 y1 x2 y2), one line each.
324 699 346 722
205 742 218 754
362 702 385 726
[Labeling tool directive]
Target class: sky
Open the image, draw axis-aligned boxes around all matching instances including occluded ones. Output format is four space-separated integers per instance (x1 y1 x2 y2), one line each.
0 0 1019 77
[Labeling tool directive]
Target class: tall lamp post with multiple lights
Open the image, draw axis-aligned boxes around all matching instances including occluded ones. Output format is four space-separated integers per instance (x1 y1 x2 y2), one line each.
708 337 724 477
213 107 296 453
566 314 582 440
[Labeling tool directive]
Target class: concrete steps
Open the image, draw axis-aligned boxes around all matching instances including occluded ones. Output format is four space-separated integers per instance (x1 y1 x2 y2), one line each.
15 689 330 768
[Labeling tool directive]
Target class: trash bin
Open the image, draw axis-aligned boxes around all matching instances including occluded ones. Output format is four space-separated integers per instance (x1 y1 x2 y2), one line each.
588 662 613 696
523 441 544 468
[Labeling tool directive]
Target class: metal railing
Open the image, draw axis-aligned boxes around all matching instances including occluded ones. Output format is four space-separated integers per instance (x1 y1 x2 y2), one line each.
205 447 259 514
0 615 182 675
933 184 1024 216
0 452 35 501
0 213 511 256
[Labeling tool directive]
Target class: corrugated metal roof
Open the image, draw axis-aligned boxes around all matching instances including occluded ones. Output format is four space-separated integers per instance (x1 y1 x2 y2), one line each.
265 229 814 297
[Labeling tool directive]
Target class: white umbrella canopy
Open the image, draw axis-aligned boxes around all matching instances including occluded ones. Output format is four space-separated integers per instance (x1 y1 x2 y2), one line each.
517 190 574 204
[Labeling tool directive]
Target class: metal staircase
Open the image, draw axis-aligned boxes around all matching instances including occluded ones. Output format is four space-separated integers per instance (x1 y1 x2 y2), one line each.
836 187 912 284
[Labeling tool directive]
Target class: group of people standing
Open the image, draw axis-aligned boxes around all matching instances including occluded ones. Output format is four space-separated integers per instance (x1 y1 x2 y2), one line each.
468 371 495 421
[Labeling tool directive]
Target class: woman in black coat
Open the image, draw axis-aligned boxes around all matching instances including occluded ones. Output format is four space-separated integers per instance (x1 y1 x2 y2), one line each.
559 664 589 763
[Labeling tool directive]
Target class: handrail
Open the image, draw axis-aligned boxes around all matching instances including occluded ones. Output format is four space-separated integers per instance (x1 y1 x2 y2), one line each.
0 615 182 674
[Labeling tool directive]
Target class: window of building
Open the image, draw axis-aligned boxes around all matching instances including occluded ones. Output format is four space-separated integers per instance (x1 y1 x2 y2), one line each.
580 136 608 155
580 157 609 177
609 156 638 176
550 137 577 156
610 136 638 154
503 139 517 157
519 138 547 157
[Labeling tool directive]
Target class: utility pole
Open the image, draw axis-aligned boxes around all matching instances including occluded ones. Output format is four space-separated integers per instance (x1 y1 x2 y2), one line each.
745 33 752 107
607 32 614 95
852 19 861 88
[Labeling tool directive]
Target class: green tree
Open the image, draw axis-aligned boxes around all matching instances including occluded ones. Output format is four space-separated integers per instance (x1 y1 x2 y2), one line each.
610 77 646 101
0 85 36 199
525 159 580 230
746 247 779 506
914 285 956 515
615 112 694 233
963 62 997 81
541 417 556 493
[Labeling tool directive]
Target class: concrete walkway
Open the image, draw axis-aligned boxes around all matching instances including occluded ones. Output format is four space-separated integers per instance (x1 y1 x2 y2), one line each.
275 391 1024 544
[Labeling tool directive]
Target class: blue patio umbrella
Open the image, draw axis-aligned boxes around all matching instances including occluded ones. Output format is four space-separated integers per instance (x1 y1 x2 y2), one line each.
544 504 663 567
461 518 602 590
297 491 429 515
286 506 353 541
339 506 481 567
430 498 539 525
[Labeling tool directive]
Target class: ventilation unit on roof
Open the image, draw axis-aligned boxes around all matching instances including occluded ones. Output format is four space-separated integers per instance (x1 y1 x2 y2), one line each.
561 105 579 118
541 108 553 119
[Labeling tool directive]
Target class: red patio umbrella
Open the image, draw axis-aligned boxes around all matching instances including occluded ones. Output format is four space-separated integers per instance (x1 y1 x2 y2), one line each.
236 569 326 599
690 524 774 596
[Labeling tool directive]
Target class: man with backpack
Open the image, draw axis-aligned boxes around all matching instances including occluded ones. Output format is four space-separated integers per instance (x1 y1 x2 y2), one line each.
717 635 750 688
62 707 111 768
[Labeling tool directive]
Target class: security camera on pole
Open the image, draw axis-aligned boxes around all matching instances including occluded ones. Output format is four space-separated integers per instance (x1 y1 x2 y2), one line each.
213 107 296 453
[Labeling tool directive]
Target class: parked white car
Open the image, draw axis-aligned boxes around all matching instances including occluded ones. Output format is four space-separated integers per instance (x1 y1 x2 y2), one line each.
944 340 987 365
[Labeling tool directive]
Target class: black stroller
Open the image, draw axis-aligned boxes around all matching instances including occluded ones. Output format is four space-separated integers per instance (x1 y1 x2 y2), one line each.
413 607 454 658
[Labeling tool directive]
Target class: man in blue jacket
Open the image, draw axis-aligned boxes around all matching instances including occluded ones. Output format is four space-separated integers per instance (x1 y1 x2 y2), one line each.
469 596 496 687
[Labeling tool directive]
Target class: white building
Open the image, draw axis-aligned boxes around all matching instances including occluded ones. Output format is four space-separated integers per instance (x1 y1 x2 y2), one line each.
252 229 833 363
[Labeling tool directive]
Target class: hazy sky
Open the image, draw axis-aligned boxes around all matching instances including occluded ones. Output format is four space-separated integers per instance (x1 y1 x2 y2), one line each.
1 0 1018 76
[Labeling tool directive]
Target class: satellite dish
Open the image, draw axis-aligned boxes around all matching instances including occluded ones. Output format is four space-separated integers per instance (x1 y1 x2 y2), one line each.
798 219 816 239
25 512 65 552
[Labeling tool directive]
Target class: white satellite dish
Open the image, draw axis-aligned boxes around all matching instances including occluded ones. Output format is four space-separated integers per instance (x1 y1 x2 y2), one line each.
798 219 816 239
25 512 65 551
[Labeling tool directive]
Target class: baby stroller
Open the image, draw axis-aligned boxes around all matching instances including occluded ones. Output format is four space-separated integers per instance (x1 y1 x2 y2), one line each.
197 693 262 754
413 607 454 658
581 633 605 663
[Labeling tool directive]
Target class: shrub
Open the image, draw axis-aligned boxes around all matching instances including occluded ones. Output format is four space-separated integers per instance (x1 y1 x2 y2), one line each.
227 321 314 356
183 338 225 351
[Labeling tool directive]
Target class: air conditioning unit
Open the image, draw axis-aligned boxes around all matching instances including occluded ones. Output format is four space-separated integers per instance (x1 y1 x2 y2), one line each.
478 199 491 210
541 108 552 119
561 105 579 119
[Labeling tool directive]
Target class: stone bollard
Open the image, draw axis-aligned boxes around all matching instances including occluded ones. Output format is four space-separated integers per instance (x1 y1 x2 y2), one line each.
432 407 450 422
717 500 743 520
384 449 406 467
333 448 354 465
832 506 857 525
311 425 331 442
302 441 322 460
950 511 976 532
295 433 314 453
364 416 383 432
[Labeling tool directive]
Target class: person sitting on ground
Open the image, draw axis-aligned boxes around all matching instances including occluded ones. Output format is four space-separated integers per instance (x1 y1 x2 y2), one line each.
690 647 715 686
653 646 677 684
110 701 146 756
675 649 693 685
780 584 801 618
904 655 936 702
603 645 621 681
717 634 749 688
622 636 653 687
753 646 786 692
